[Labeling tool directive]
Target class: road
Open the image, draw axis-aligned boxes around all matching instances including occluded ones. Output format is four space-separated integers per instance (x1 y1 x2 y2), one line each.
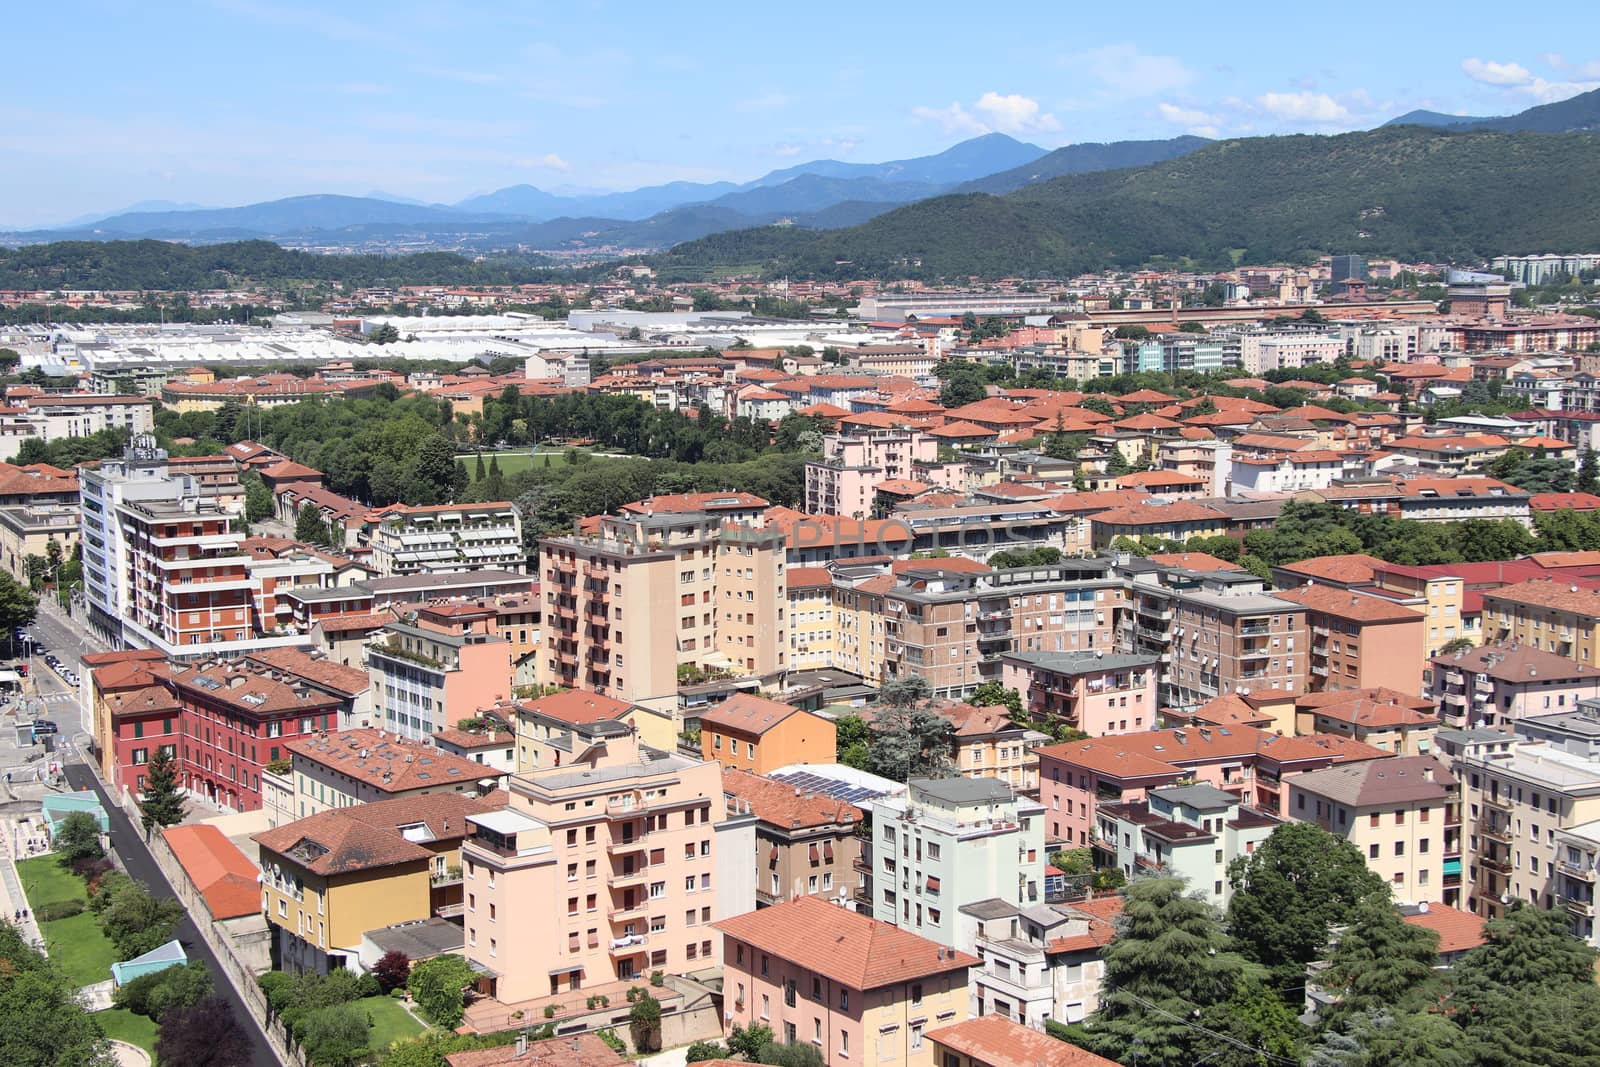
22 606 279 1066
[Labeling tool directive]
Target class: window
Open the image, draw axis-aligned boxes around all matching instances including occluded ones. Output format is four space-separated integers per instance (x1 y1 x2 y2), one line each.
911 983 923 1006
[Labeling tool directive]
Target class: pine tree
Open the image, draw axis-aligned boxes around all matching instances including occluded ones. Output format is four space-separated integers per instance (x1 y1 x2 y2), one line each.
1320 894 1440 1021
140 747 187 834
1581 448 1599 495
295 503 326 545
474 454 487 482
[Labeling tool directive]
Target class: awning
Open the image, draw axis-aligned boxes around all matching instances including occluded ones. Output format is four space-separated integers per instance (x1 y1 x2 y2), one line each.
926 876 941 891
546 963 584 976
809 844 820 863
823 841 835 862
768 846 779 865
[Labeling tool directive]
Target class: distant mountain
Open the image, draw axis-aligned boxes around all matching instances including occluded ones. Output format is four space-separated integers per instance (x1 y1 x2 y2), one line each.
704 174 941 218
1382 87 1600 133
55 200 216 228
957 136 1213 194
64 194 507 238
750 132 1046 188
648 127 1600 280
1382 109 1499 128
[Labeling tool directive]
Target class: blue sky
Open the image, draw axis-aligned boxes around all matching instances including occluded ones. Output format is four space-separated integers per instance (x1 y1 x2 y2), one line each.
4 1 1597 226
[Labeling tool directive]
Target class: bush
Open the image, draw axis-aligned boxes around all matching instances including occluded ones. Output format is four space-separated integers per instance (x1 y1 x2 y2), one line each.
353 972 382 1000
372 949 410 993
88 871 132 914
757 1041 826 1067
650 970 664 987
115 960 213 1021
407 954 476 1029
69 856 113 883
259 971 295 1014
33 900 84 922
298 1001 371 1067
97 877 184 959
686 1040 728 1062
629 993 662 1053
596 1029 625 1053
728 1023 775 1058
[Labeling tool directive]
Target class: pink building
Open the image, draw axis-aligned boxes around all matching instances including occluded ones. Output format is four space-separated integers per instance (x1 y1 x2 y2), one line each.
998 651 1160 736
805 428 941 517
1427 642 1600 730
460 731 753 1006
1036 726 1392 848
716 896 976 1067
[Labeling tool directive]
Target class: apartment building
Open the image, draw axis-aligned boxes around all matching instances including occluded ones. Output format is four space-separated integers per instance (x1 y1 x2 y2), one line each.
1292 689 1440 754
1370 563 1468 657
941 703 1050 793
870 777 1045 949
90 656 180 797
722 768 864 908
716 895 976 1067
1482 577 1600 664
1428 643 1600 730
366 603 512 741
364 501 524 577
539 512 787 714
459 732 755 1004
254 793 495 973
0 391 155 461
1097 783 1280 906
1456 723 1600 920
1287 756 1454 904
1276 584 1427 696
1552 818 1600 946
959 894 1122 1030
1119 568 1309 711
512 689 674 770
698 694 836 774
1037 726 1390 848
283 728 505 820
999 651 1158 737
805 428 940 518
786 567 837 671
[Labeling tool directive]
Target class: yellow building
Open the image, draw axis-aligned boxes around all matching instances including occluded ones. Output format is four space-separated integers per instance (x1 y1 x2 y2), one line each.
786 567 839 671
1482 577 1600 664
511 689 676 771
834 573 892 682
253 792 498 972
1373 564 1468 656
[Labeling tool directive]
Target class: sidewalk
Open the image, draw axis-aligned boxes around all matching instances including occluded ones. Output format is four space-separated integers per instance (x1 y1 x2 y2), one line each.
0 817 45 947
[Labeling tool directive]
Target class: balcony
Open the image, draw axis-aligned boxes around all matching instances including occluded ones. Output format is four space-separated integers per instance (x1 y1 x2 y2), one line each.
607 835 648 856
610 866 650 888
608 934 649 958
1564 897 1596 918
430 867 463 887
1481 794 1512 814
1480 856 1513 875
1239 622 1271 637
609 899 649 921
1559 860 1599 882
1477 818 1512 842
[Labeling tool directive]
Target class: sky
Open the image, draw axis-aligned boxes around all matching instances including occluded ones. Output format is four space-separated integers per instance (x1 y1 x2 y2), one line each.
3 1 1598 227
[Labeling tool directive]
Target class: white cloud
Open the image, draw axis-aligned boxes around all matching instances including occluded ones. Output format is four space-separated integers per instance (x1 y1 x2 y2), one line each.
1255 91 1350 123
1461 57 1535 87
1065 43 1193 97
517 154 570 172
913 93 1060 137
1156 102 1221 136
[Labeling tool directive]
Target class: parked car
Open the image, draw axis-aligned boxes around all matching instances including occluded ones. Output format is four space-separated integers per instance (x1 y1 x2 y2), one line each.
30 720 58 735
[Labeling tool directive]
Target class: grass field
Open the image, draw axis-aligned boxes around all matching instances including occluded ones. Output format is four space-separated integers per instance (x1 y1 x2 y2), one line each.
361 994 427 1049
16 855 86 907
95 1007 158 1056
38 911 120 987
459 448 622 481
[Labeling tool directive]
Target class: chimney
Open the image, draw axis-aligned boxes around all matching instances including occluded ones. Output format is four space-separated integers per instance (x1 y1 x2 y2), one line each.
515 1032 528 1055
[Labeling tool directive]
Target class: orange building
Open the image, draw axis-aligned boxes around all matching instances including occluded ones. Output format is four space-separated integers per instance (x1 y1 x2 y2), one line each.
1275 584 1428 696
698 693 836 774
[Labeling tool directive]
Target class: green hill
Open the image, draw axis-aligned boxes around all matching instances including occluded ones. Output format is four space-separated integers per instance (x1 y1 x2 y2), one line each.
649 127 1600 280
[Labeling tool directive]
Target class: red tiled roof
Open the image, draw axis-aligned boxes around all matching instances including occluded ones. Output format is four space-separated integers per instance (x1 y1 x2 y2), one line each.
1275 584 1426 623
1276 553 1387 584
1145 552 1239 572
721 768 862 830
253 792 498 876
1530 492 1600 512
285 729 498 793
445 1033 627 1067
713 895 976 990
699 692 809 736
162 824 261 919
928 1014 1121 1067
518 690 637 725
1089 501 1227 527
1401 906 1487 954
245 647 369 696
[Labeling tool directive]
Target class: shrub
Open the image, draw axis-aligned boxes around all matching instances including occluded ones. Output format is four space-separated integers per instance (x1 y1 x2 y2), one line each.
69 856 112 883
757 1041 826 1067
596 1029 625 1053
372 949 410 993
629 993 662 1053
407 954 476 1029
115 960 213 1021
97 878 185 960
88 871 132 914
353 972 382 1000
543 1004 558 1019
33 900 85 922
258 971 295 1014
298 1001 371 1067
650 970 665 987
686 1040 728 1062
728 1023 775 1059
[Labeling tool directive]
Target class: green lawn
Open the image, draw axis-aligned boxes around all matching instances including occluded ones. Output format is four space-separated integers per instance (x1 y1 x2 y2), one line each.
16 855 89 908
361 994 427 1050
95 1008 158 1056
459 451 535 481
38 911 120 987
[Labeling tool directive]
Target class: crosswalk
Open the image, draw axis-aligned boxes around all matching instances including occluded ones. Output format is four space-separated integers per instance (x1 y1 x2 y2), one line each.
31 692 76 705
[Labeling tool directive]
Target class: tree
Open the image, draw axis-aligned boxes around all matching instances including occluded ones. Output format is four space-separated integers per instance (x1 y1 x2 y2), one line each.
1113 325 1151 340
407 954 476 1028
629 992 662 1052
409 434 460 505
298 1001 371 1067
153 997 253 1067
686 1040 728 1062
1079 395 1117 418
294 502 328 546
373 949 411 993
970 681 1023 717
1438 637 1476 656
140 747 187 834
1447 903 1599 1011
1049 848 1094 876
1227 822 1386 1000
1319 895 1440 1022
380 1032 505 1067
98 877 185 959
1308 1008 1470 1067
0 571 38 636
241 472 274 524
1070 875 1262 1065
756 1041 826 1067
114 960 213 1021
727 1023 776 1059
1581 448 1600 494
52 811 103 865
1198 976 1304 1067
867 679 955 781
0 923 116 1067
368 323 400 345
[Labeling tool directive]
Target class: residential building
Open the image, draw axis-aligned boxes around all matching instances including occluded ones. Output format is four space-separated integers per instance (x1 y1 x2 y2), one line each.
722 767 864 907
0 392 154 462
284 728 506 820
999 651 1158 737
88 654 179 797
871 777 1045 949
539 512 788 714
960 894 1122 1029
1292 689 1441 755
366 602 513 741
806 428 941 518
512 689 674 770
364 501 525 577
699 694 836 774
460 731 755 1004
1287 755 1454 904
254 792 497 973
940 703 1050 793
1427 643 1600 730
1096 784 1280 906
1088 501 1227 549
1482 577 1600 664
1551 818 1600 946
432 724 518 774
1275 584 1427 696
927 1013 1119 1067
716 895 976 1067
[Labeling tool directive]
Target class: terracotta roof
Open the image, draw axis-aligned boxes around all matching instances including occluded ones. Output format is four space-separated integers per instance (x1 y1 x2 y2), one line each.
875 478 933 495
721 768 862 831
1482 576 1600 616
1188 694 1274 727
104 684 181 718
928 1014 1121 1067
786 566 833 591
1038 725 1390 781
254 792 497 876
259 459 323 480
1112 413 1183 432
162 824 261 919
1295 690 1439 729
1275 584 1425 623
1401 906 1487 954
311 611 394 634
1089 501 1226 527
713 895 976 990
1530 492 1600 512
245 647 369 696
1118 470 1205 489
927 420 997 439
445 1033 627 1067
433 726 514 748
1433 641 1600 681
285 729 498 793
1526 551 1600 570
1145 552 1240 572
891 556 991 575
169 660 342 716
1119 388 1177 403
518 690 637 725
699 692 809 736
1045 895 1126 955
618 491 769 516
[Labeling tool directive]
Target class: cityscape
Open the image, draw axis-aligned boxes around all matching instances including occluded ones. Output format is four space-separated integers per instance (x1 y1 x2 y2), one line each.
4 6 1600 1067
